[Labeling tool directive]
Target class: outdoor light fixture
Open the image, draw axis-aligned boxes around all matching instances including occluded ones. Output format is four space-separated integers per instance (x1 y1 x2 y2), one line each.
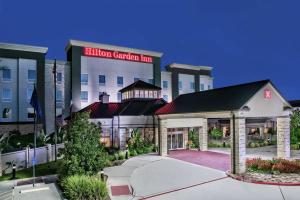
100 169 104 181
283 106 292 111
241 106 250 112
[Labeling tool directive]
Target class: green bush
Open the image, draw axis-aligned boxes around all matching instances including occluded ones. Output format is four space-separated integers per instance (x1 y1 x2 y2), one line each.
291 109 300 144
59 112 109 177
118 151 126 160
128 130 153 155
61 175 108 200
209 128 223 139
188 130 199 149
130 150 138 157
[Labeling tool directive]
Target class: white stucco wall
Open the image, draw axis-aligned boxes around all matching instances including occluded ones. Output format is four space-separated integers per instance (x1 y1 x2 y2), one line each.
199 75 213 91
178 73 195 95
80 56 154 107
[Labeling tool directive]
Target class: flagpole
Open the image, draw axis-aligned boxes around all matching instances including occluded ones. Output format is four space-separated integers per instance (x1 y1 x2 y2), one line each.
33 97 36 187
53 59 57 162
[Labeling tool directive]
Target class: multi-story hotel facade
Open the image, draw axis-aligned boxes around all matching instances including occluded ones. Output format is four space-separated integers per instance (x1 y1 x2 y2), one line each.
0 40 214 134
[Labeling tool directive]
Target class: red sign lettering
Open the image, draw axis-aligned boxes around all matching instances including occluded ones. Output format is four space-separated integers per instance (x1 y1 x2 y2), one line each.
264 89 271 99
83 47 153 63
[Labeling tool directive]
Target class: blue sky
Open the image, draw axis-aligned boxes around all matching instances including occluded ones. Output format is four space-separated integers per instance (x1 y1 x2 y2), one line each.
0 0 299 100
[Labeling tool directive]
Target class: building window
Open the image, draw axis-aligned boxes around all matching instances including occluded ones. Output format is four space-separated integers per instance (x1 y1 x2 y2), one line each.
117 76 123 86
144 90 149 98
99 75 106 86
153 91 158 98
2 108 11 118
80 91 88 101
27 87 33 102
178 81 182 90
149 91 153 98
28 70 36 82
2 69 11 81
140 90 144 98
163 95 168 102
2 88 12 102
200 83 205 91
81 74 88 85
117 92 122 102
208 85 211 90
57 72 62 84
134 77 139 82
27 108 35 119
148 79 154 84
134 90 140 98
56 90 62 102
163 80 168 89
190 82 195 90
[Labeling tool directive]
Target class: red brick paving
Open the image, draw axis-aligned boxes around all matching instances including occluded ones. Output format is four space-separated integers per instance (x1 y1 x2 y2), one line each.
168 150 230 171
111 185 131 196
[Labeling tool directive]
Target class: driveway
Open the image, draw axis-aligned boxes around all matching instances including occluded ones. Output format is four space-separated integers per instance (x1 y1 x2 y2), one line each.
105 155 300 200
168 150 230 171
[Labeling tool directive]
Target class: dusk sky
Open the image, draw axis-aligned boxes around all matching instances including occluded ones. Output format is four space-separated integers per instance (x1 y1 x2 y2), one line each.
0 0 299 100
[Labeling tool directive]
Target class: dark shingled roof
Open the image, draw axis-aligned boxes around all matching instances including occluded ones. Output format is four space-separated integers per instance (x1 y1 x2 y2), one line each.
119 80 161 93
156 80 271 115
289 100 300 108
79 99 166 118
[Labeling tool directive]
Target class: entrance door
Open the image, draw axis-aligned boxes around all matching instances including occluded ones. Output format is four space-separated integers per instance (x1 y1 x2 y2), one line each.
167 132 184 150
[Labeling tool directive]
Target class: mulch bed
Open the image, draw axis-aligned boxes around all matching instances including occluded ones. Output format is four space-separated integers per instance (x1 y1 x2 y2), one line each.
227 171 300 186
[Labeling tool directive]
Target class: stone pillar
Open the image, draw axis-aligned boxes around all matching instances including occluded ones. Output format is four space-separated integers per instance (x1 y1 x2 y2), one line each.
159 120 168 156
47 144 52 162
230 117 246 174
277 117 290 158
155 127 159 147
199 118 208 151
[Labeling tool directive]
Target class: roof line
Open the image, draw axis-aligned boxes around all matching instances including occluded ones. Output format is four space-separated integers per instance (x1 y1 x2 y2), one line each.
65 39 163 57
0 42 48 53
168 63 213 71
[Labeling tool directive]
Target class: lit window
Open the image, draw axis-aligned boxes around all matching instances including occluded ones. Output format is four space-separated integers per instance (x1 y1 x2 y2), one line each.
140 90 144 98
149 91 153 98
163 81 168 89
99 75 106 85
28 70 36 82
117 92 122 101
163 95 168 102
178 81 182 90
27 87 33 102
2 69 11 81
153 91 158 98
57 72 62 84
2 108 11 118
134 77 139 82
144 91 149 98
2 88 12 102
56 90 62 102
200 83 205 91
190 82 195 90
80 91 88 101
81 74 88 85
117 76 123 86
134 90 140 98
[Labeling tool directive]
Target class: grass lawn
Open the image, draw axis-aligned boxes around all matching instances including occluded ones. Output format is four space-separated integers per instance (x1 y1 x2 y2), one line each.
0 160 61 181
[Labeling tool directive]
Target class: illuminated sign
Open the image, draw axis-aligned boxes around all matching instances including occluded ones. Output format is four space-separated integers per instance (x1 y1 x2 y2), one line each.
264 89 271 99
83 47 153 63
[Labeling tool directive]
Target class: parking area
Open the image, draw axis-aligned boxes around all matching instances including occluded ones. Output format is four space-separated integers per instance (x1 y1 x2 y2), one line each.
168 150 230 172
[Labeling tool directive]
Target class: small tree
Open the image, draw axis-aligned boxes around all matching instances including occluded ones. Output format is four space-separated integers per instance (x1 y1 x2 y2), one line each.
291 109 300 144
210 128 223 139
60 112 109 177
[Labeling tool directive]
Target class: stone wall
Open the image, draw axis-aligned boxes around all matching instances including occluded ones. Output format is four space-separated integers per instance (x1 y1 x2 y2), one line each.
0 123 43 135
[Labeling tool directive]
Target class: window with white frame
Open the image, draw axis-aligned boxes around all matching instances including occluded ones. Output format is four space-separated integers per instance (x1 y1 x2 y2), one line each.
56 90 63 102
117 76 123 86
200 83 205 91
99 75 106 86
178 81 183 90
57 72 62 84
190 82 195 90
163 80 168 89
80 91 88 101
2 69 11 81
81 74 88 85
28 70 36 82
2 88 12 102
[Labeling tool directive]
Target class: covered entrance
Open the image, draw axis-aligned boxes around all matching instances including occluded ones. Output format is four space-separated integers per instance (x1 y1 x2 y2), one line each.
156 80 292 174
167 130 184 150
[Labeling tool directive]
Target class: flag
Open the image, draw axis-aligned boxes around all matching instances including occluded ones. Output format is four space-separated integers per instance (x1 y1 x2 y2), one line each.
30 86 42 119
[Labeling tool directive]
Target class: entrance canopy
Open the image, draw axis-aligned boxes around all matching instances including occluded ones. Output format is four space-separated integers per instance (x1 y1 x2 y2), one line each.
156 80 292 174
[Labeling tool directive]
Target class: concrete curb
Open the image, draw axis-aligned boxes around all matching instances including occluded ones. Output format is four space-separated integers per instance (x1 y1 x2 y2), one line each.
226 171 300 186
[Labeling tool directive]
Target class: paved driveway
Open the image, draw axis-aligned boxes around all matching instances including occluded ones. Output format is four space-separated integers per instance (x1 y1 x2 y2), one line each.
168 150 230 171
105 155 300 200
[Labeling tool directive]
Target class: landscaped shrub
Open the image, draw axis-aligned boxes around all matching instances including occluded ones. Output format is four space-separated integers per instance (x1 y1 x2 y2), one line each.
118 151 126 160
128 130 153 155
61 175 108 200
209 128 223 139
188 129 199 148
246 158 300 173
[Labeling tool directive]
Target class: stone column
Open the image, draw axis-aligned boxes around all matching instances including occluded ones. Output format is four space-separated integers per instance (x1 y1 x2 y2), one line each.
25 146 30 168
230 117 246 174
155 127 159 147
199 118 208 151
277 117 290 158
0 151 2 177
159 120 168 156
